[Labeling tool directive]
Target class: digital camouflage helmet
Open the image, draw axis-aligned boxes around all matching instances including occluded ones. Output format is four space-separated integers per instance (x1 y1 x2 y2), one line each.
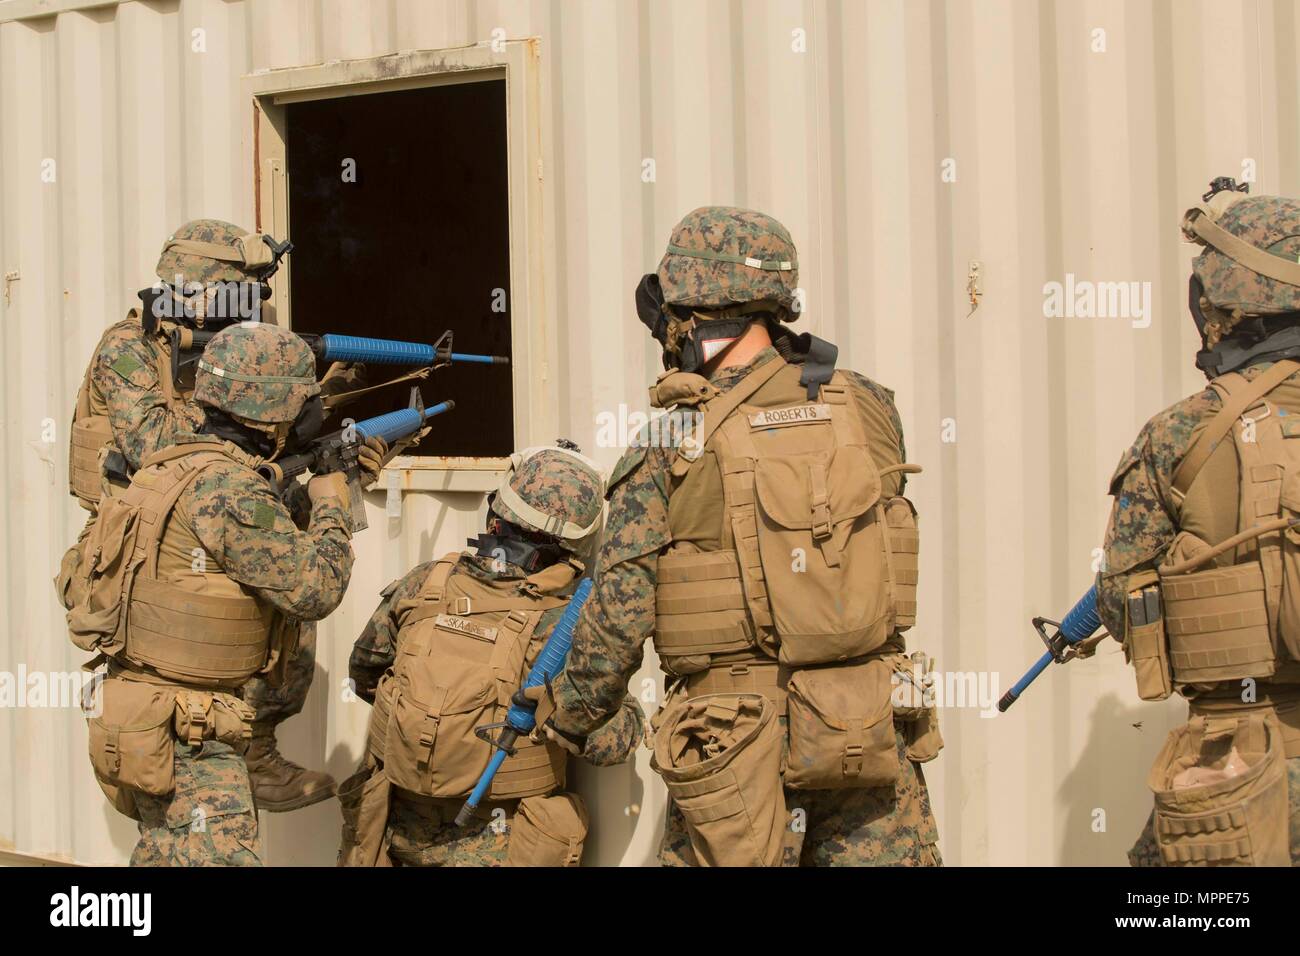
637 206 800 372
193 323 319 426
156 219 291 286
488 445 604 554
1183 179 1300 375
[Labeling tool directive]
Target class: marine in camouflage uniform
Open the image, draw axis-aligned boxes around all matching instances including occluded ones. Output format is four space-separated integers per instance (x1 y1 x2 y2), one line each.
120 323 356 865
545 206 942 866
344 449 645 866
72 220 358 810
1099 183 1300 866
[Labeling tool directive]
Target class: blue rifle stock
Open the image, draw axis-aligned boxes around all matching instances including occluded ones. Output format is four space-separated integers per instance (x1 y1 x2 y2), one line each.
455 577 594 827
257 386 454 533
997 584 1103 712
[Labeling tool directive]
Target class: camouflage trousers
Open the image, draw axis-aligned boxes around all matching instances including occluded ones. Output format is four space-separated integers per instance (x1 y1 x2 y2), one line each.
1129 754 1300 866
242 621 315 726
384 793 514 867
130 740 262 867
660 732 943 867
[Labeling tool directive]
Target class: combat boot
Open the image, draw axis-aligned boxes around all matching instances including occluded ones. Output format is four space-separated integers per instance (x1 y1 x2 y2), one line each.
245 722 337 812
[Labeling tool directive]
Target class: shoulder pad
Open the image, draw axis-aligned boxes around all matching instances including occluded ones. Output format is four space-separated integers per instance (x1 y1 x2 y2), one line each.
606 444 648 499
649 370 718 409
1108 437 1145 496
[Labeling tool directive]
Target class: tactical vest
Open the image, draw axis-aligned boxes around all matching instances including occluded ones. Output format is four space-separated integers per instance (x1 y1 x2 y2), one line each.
368 554 579 802
69 312 186 508
651 356 921 703
1155 360 1300 688
59 440 280 688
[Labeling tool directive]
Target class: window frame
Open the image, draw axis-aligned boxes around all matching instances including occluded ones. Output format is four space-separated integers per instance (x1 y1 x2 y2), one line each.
243 41 551 490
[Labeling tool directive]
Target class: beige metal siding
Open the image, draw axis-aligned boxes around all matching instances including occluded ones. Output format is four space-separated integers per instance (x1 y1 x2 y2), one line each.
1 0 1297 865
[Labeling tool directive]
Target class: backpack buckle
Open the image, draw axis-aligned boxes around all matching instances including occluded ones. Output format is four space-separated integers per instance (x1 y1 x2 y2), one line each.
450 596 472 615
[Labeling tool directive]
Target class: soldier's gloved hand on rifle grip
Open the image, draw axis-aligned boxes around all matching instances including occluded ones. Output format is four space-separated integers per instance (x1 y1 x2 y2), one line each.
521 684 585 756
307 471 350 505
357 435 388 489
317 361 367 399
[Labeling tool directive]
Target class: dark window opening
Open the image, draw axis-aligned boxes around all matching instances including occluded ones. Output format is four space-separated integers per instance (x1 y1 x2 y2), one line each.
285 78 513 458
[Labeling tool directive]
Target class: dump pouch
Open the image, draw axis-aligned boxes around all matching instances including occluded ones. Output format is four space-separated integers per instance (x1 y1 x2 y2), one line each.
506 793 590 867
651 693 785 867
1124 570 1173 701
1148 712 1290 866
87 676 177 801
337 762 392 867
1159 532 1276 683
785 659 899 790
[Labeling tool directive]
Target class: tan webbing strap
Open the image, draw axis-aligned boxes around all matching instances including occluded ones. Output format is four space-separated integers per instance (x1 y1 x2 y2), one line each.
1186 210 1300 288
417 686 449 762
671 357 788 479
134 450 231 578
320 366 432 410
491 609 542 704
1170 360 1300 500
417 556 461 602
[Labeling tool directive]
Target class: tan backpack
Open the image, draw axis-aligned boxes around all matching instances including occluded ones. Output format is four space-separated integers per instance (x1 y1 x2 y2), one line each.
653 358 921 671
69 313 183 508
369 554 579 801
1155 359 1300 686
56 441 281 687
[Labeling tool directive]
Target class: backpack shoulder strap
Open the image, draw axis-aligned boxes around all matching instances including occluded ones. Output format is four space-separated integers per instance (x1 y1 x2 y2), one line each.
671 356 787 479
1171 359 1300 501
132 450 231 576
416 554 462 602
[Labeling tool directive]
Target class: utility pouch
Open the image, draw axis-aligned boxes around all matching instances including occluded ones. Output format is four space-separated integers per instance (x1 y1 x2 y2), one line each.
651 693 786 867
64 496 144 654
87 677 176 801
1124 570 1173 701
749 447 890 665
366 669 396 764
1278 472 1300 660
882 497 920 631
889 652 944 763
338 762 392 867
506 793 590 867
1148 712 1290 866
785 659 899 790
1159 532 1276 683
172 689 255 754
384 653 497 798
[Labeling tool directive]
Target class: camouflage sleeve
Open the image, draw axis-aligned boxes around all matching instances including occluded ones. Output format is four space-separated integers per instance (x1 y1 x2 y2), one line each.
186 462 354 622
550 443 671 738
582 694 647 767
1098 394 1211 639
348 562 433 704
843 371 908 496
91 323 203 470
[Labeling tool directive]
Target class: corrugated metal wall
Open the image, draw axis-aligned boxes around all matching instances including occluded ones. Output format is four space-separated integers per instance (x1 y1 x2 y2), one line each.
2 0 1297 866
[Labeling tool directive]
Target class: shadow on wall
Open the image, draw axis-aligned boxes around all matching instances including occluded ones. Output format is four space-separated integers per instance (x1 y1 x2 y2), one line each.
1057 691 1184 865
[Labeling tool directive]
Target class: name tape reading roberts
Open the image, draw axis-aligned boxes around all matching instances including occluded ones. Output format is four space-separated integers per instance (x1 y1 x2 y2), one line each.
748 403 832 429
